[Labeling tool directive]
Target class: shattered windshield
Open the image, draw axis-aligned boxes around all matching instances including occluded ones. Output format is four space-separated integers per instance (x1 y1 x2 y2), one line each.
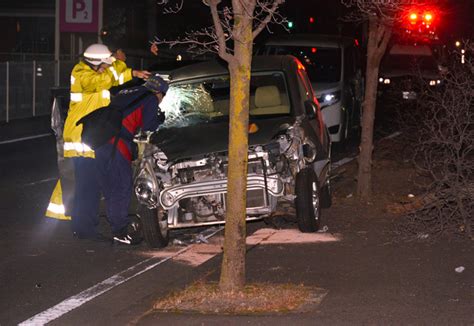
159 72 290 128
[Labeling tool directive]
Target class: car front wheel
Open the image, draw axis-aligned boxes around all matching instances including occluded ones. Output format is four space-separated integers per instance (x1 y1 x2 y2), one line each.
137 204 169 248
295 168 321 232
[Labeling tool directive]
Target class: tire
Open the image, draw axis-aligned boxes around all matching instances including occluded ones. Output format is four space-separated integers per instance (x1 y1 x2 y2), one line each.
137 204 169 248
295 168 321 232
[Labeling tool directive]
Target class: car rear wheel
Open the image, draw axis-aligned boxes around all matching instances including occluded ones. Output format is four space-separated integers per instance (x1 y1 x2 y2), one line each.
295 168 321 232
137 204 169 248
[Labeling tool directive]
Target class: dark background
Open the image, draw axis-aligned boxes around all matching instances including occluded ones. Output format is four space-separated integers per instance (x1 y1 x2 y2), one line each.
0 0 471 58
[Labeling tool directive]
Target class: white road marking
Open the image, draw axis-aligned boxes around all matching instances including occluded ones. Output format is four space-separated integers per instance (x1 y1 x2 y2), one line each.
23 177 57 187
0 133 52 145
19 227 224 326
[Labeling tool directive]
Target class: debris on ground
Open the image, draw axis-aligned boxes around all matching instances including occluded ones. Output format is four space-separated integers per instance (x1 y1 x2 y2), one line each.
416 233 429 240
193 234 209 244
455 266 465 273
318 225 329 233
172 239 186 246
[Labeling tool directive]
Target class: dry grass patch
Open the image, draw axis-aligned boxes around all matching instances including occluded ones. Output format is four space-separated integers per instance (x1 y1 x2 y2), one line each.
153 282 326 314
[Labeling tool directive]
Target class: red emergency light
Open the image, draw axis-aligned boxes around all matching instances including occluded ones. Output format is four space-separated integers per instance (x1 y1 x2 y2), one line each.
402 6 439 42
405 8 438 29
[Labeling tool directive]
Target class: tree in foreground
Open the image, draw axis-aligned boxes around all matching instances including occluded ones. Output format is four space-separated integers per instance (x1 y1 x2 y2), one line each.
341 0 439 201
156 0 285 293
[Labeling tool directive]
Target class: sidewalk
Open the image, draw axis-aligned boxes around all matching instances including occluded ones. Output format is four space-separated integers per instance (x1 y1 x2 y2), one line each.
137 213 473 325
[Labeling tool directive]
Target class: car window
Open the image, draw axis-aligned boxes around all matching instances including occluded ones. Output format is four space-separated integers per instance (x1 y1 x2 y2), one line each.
160 72 291 127
264 45 342 83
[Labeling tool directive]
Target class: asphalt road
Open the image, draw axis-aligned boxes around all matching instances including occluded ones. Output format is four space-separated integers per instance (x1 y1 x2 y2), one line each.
0 134 226 325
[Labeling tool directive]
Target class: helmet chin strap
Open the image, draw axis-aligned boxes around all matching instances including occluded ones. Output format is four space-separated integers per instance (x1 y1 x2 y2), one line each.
83 59 101 70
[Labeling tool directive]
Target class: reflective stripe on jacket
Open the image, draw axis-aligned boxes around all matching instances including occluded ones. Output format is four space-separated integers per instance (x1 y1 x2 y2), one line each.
63 60 132 158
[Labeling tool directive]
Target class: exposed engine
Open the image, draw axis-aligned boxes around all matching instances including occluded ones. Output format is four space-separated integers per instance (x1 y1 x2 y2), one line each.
134 118 317 228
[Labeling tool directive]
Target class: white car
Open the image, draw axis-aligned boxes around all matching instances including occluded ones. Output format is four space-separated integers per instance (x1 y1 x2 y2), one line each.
258 34 364 143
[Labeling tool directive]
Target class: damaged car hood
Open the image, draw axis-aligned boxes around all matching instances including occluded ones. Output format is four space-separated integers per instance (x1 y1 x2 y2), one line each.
150 116 295 161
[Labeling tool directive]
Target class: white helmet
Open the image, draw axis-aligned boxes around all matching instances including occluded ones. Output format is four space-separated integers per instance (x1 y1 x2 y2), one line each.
83 44 115 65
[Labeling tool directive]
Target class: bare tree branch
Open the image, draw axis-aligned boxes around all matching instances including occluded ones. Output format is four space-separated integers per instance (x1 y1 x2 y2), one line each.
153 0 286 60
157 0 184 14
207 0 235 63
252 0 285 38
394 45 474 240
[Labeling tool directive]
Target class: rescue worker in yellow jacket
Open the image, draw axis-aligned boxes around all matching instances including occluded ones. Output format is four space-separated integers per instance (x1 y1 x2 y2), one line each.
46 44 150 239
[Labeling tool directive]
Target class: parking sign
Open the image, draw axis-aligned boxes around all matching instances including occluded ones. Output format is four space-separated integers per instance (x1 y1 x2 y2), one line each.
60 0 99 33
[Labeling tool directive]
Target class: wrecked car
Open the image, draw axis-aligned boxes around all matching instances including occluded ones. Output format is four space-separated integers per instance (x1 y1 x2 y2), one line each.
133 55 332 248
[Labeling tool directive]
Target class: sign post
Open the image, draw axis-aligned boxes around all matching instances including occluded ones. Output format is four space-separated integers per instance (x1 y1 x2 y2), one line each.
54 0 102 85
60 0 100 33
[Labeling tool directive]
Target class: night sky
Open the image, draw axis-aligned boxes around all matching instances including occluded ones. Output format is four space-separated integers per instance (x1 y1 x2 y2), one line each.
0 0 471 55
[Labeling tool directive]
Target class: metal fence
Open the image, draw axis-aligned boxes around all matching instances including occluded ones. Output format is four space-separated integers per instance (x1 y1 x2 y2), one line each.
0 60 77 122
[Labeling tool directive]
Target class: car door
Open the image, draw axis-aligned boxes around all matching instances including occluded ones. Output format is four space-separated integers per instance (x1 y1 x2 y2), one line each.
296 66 331 184
297 66 330 153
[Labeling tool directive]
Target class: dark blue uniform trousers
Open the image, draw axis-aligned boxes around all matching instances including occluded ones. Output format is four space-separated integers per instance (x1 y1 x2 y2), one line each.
71 157 100 238
71 145 132 237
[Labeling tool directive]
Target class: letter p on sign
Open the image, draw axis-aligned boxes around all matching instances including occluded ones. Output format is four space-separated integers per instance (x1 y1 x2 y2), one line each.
66 0 92 23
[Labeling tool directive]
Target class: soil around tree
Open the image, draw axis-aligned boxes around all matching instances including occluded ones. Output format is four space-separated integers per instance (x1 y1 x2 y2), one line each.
152 282 327 315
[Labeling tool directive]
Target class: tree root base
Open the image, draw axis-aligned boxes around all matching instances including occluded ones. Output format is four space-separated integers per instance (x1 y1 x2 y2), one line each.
153 282 327 315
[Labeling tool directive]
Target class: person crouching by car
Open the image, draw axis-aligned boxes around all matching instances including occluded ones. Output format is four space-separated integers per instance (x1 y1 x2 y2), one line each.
94 73 168 245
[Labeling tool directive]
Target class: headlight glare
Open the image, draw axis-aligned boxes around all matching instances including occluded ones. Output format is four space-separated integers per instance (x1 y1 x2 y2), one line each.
319 91 341 108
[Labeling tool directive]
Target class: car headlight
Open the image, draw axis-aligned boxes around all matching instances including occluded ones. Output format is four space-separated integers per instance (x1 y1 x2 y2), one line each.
135 177 157 207
429 79 441 86
319 91 341 108
379 77 390 84
161 191 175 207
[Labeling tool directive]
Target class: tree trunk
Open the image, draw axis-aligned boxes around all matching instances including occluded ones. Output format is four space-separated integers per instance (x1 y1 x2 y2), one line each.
357 17 391 201
219 12 253 293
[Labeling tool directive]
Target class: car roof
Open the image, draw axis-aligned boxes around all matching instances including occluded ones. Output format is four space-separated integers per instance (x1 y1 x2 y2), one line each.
168 55 298 82
389 44 433 56
263 33 354 48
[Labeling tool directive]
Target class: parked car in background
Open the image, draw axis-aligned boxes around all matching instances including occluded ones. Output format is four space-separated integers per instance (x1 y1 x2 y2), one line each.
132 55 332 248
378 43 442 100
257 34 364 143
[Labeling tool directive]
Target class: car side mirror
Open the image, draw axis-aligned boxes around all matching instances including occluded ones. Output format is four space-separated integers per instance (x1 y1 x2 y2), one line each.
304 100 317 120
